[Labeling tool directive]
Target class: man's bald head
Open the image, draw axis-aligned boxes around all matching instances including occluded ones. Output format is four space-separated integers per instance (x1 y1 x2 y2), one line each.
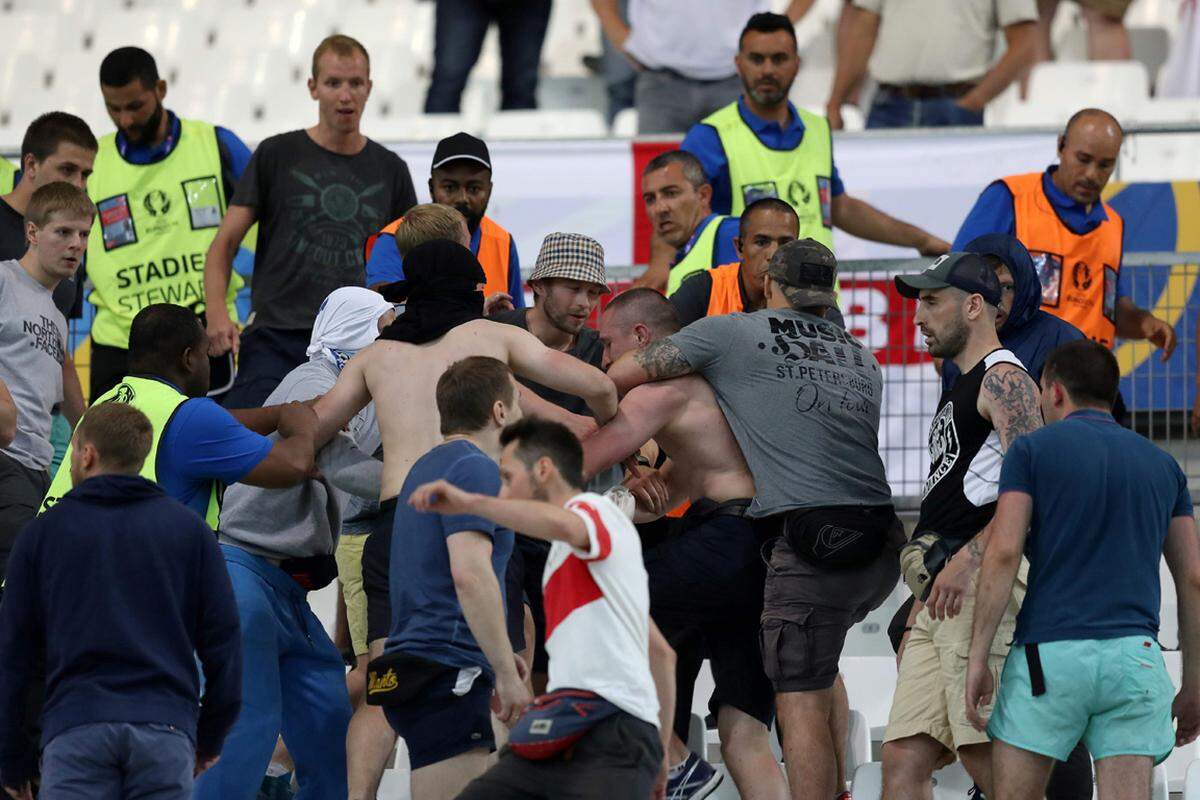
598 288 681 369
1054 107 1123 207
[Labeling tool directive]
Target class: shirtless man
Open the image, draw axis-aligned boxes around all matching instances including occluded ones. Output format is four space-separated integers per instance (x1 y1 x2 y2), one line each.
588 288 789 800
312 239 616 800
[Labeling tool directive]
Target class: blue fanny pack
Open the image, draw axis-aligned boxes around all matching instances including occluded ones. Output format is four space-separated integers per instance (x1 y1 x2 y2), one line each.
507 688 622 760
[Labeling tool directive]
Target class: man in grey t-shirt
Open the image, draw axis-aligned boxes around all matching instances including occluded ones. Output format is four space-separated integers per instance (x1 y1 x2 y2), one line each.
609 238 902 800
0 183 94 587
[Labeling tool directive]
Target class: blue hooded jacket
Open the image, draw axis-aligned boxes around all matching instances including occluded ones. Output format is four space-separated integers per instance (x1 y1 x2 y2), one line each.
941 233 1084 391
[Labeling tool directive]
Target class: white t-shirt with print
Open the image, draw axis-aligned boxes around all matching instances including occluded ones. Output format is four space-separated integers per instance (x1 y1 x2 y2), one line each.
541 492 659 728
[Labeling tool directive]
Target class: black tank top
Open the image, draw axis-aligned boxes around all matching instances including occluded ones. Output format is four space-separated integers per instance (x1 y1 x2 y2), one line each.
916 348 1027 545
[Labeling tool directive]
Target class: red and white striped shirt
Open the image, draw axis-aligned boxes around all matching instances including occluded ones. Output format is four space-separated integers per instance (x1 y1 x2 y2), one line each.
541 492 659 728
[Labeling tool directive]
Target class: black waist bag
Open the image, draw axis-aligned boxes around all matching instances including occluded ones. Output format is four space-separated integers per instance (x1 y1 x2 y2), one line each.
365 651 456 707
784 504 898 570
280 554 338 591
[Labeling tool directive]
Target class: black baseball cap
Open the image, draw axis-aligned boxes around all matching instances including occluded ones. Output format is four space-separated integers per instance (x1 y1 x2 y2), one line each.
894 252 1002 307
767 238 838 308
431 132 492 172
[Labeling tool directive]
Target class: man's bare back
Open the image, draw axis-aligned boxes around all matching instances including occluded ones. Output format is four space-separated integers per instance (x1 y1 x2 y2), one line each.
584 374 754 506
315 319 617 500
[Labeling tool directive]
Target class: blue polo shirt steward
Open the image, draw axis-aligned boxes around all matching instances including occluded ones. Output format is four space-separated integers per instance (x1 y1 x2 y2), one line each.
952 166 1130 301
681 97 846 216
986 409 1191 764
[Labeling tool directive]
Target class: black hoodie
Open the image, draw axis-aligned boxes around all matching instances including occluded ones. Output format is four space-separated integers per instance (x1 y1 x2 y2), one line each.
0 475 241 785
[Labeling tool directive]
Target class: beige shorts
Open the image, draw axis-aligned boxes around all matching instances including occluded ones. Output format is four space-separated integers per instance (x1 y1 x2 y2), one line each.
335 533 370 658
884 563 1028 759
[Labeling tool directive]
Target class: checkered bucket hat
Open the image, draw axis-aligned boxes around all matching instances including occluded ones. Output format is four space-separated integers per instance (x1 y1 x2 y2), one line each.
528 232 610 294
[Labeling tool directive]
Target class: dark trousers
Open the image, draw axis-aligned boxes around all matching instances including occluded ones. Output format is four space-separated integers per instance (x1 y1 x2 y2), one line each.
0 451 49 583
456 713 663 800
866 89 984 129
89 340 130 403
221 327 311 410
424 0 552 113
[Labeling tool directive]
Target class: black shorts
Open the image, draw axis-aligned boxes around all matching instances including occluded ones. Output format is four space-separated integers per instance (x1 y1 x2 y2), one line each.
457 712 662 800
383 667 495 770
363 498 397 646
759 513 901 693
645 499 775 738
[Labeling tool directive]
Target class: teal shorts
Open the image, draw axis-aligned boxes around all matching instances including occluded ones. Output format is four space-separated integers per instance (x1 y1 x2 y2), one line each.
988 636 1175 764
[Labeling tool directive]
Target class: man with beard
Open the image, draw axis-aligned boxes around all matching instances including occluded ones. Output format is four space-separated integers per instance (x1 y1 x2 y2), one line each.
679 13 948 270
608 240 903 800
488 233 610 695
882 253 1042 800
87 47 254 401
205 36 418 408
366 133 523 310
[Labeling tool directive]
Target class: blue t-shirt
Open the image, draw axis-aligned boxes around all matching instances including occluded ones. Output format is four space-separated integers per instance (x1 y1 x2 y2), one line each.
1000 409 1193 644
952 167 1129 299
681 97 846 216
156 395 273 519
386 440 515 676
365 221 525 307
675 213 740 269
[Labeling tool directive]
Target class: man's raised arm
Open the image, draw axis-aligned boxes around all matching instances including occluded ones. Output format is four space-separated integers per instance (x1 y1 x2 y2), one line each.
312 353 373 449
582 383 682 479
503 326 618 423
607 338 695 397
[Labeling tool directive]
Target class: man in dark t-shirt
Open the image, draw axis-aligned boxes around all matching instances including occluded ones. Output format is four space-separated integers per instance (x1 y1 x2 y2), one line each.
489 232 609 689
205 35 417 409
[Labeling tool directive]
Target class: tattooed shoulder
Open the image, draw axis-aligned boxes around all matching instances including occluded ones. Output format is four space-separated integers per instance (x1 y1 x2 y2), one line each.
981 363 1042 449
633 338 693 380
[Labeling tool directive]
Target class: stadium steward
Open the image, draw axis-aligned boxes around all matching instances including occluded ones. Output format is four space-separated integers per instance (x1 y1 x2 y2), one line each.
366 133 523 309
88 47 253 401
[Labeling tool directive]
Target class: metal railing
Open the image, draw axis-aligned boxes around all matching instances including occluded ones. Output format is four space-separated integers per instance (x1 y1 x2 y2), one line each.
62 252 1200 509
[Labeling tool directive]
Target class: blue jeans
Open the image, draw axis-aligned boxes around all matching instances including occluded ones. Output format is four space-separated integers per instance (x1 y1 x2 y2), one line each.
192 546 351 800
41 722 193 800
865 89 984 128
424 0 552 112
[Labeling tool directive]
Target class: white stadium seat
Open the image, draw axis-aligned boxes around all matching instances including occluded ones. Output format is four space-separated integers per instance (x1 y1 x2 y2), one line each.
1185 759 1200 800
611 107 638 138
484 109 607 140
997 61 1150 128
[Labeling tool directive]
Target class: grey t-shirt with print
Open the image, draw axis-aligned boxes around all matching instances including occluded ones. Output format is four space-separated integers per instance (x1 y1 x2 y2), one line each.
668 308 891 517
0 259 66 471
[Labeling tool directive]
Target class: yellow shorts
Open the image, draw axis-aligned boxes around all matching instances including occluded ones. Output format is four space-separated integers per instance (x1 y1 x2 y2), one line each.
335 533 370 658
884 563 1027 759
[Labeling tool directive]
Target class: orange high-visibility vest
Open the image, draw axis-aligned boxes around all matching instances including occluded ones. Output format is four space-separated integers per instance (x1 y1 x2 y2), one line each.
1002 172 1124 348
364 214 515 298
705 262 744 317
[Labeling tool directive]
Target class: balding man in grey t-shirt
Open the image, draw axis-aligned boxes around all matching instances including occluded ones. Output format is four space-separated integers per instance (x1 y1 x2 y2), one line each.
609 238 902 800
